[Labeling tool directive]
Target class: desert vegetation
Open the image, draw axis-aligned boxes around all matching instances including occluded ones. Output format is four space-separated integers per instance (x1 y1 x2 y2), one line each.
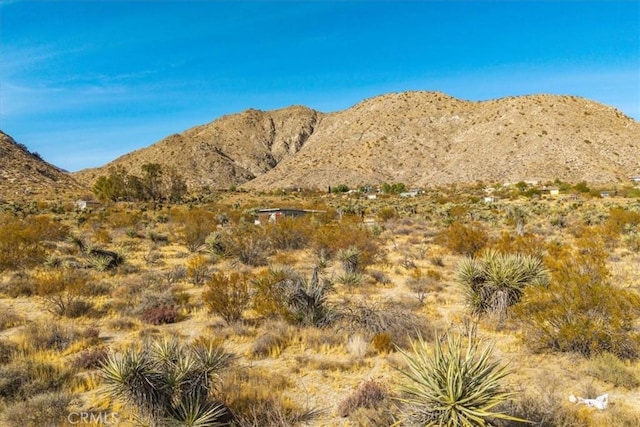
1 182 640 426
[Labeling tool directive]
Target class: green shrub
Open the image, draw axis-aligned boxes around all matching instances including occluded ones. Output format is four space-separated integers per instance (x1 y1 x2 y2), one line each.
456 250 549 321
396 333 524 426
100 337 232 426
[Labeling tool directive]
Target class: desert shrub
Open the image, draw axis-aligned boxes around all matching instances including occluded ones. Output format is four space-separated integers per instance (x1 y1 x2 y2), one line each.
32 268 94 317
377 206 398 222
338 246 362 273
0 214 68 271
346 334 369 358
252 268 336 327
313 221 380 268
0 307 23 331
341 299 431 348
73 346 109 370
436 221 488 257
337 379 389 417
1 392 73 427
0 358 73 402
489 231 546 258
19 321 99 352
0 271 36 297
0 339 19 364
456 250 549 321
586 352 640 389
604 206 640 236
396 333 524 426
101 337 232 426
225 224 270 266
140 304 180 325
249 322 293 359
203 272 252 325
264 216 314 250
515 241 640 359
372 332 394 353
186 254 210 286
220 366 319 427
173 208 217 252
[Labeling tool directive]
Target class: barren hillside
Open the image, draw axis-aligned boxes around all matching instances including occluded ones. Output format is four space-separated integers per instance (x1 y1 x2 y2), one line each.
0 131 84 200
74 91 640 191
75 106 321 189
245 92 640 189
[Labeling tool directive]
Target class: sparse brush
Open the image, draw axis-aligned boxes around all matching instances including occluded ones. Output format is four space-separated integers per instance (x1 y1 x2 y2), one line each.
337 379 389 418
396 333 525 426
1 392 74 427
203 272 252 325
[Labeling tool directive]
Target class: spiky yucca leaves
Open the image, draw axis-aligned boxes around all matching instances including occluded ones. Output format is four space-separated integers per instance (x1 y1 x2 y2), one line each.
338 246 362 273
396 333 525 427
456 250 548 320
101 337 232 426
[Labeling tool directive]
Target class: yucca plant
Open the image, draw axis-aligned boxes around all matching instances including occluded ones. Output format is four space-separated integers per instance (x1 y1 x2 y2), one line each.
456 250 548 321
100 337 232 426
396 333 526 426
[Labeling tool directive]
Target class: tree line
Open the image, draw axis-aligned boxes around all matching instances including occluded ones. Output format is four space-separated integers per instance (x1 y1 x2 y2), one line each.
92 163 187 203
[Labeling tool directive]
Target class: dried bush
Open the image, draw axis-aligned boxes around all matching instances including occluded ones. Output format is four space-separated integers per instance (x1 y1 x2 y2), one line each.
515 240 640 359
0 358 73 402
203 272 252 325
33 268 94 317
186 254 210 286
1 392 73 427
0 306 23 331
337 379 389 418
586 352 640 389
0 214 68 271
436 221 488 257
264 217 314 250
225 225 270 266
73 346 109 370
173 208 217 252
19 321 99 352
140 304 180 325
313 221 380 268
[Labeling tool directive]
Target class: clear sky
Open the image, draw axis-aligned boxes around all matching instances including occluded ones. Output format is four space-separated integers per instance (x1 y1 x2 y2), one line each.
1 0 638 172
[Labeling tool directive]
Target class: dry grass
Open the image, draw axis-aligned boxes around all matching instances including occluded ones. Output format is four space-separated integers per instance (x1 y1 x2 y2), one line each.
1 188 640 426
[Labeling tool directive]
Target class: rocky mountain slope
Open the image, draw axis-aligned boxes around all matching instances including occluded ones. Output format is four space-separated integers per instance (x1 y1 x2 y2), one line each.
75 106 321 189
75 91 640 190
0 131 84 200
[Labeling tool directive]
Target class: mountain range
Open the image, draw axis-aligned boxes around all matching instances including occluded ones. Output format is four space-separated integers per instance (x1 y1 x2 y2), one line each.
2 91 639 199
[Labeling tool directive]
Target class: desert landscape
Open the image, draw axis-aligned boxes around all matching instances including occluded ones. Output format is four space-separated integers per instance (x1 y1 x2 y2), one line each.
1 90 640 426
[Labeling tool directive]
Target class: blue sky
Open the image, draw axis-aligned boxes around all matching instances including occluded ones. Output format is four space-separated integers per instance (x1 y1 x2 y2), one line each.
1 0 638 172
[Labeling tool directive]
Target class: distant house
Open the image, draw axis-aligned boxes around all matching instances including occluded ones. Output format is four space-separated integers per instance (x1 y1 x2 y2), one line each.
629 175 640 184
399 190 420 198
75 200 100 211
600 191 612 198
483 196 499 204
366 194 377 200
254 208 327 225
541 186 560 197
